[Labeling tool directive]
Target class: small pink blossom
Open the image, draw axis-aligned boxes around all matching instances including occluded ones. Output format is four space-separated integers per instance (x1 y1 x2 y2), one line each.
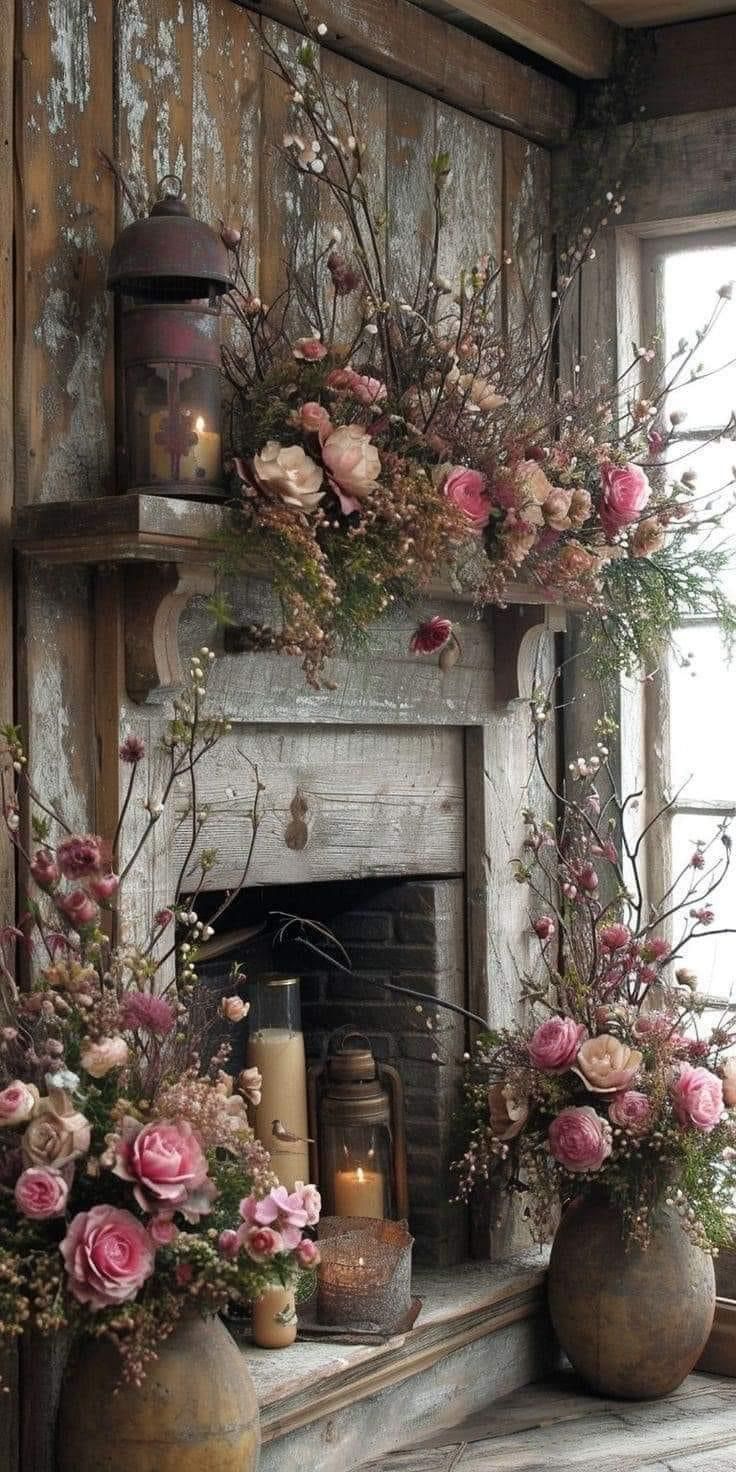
244 1185 308 1250
293 1181 321 1227
442 466 491 532
599 923 631 951
647 428 665 455
691 906 715 925
690 850 706 869
410 617 453 655
80 1036 129 1079
240 1224 284 1262
57 890 99 930
0 1081 39 1127
218 1228 240 1259
292 336 327 361
295 1237 321 1268
221 995 250 1023
30 849 59 889
533 915 556 942
641 936 669 961
295 401 333 443
578 862 599 893
599 461 651 538
528 1017 587 1073
548 1106 613 1173
88 873 119 903
119 734 146 764
175 1262 193 1287
671 1063 724 1132
149 1214 178 1246
119 992 175 1037
608 1090 653 1135
60 1205 155 1309
155 908 174 929
349 373 387 406
56 835 103 880
15 1167 69 1219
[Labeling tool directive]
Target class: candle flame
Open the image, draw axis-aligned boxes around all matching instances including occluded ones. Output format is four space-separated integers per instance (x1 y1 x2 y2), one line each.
356 1167 365 1184
194 416 205 433
358 1257 365 1267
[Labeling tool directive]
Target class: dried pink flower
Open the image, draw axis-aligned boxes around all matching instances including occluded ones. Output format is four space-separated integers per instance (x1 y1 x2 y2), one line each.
119 992 175 1037
119 734 146 764
410 617 453 655
56 835 102 880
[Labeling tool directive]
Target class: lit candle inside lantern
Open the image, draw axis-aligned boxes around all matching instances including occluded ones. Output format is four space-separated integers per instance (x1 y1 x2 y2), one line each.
333 1164 385 1219
149 410 221 485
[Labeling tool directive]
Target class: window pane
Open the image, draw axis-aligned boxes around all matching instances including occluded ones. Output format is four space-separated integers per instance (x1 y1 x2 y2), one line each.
663 436 736 592
664 244 736 428
669 812 736 1000
670 624 736 800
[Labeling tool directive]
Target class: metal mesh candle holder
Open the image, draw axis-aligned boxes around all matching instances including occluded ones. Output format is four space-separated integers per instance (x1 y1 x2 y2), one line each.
317 1218 413 1331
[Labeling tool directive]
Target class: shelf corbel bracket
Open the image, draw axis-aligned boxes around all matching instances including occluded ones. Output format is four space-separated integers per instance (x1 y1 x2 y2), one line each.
124 561 216 704
493 602 567 704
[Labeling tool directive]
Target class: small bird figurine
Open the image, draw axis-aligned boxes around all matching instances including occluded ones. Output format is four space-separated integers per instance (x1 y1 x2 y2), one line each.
272 1118 315 1144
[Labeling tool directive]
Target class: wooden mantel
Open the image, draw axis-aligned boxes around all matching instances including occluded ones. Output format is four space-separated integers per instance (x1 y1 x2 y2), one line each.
13 495 565 706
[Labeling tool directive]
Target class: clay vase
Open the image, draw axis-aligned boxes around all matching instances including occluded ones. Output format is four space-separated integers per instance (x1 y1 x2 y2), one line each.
548 1194 716 1399
56 1311 260 1472
251 1284 298 1348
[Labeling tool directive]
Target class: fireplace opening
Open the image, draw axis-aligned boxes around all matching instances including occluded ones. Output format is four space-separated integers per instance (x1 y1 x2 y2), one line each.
198 876 470 1266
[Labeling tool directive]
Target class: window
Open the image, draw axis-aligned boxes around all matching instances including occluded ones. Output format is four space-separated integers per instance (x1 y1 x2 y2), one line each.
642 231 736 1014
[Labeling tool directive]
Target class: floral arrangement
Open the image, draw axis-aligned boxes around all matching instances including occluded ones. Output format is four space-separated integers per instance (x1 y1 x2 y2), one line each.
454 696 736 1252
216 8 736 685
0 650 321 1382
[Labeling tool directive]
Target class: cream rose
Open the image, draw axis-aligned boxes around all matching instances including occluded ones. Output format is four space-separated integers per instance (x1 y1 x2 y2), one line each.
254 441 324 512
80 1036 130 1079
22 1088 91 1167
543 488 573 531
573 1034 643 1094
322 424 381 507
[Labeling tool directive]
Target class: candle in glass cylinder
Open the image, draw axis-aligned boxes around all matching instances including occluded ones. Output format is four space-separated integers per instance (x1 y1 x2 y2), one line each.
246 1027 309 1191
333 1164 385 1219
149 410 221 485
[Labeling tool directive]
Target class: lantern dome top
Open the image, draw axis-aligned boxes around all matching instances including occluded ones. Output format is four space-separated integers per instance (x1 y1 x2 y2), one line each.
107 176 234 302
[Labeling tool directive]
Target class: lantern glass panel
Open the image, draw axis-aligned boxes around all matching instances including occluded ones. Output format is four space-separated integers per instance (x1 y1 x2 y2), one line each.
322 1121 394 1220
126 360 222 491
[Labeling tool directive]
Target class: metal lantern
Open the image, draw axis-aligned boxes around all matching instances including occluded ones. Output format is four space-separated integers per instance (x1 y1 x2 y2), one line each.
308 1032 409 1222
107 176 234 499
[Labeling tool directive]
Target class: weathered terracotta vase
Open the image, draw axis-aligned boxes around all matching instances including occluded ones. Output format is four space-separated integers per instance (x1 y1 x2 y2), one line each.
548 1195 716 1399
56 1311 260 1472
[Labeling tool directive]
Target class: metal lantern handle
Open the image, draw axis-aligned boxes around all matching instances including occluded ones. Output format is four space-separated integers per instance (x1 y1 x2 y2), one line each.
331 1029 372 1054
157 173 184 201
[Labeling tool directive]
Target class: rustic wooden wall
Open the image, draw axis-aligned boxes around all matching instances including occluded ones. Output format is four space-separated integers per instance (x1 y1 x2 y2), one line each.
6 3 556 1466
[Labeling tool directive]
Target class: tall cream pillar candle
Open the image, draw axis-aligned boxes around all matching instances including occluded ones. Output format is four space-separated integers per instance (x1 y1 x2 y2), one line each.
246 1028 309 1191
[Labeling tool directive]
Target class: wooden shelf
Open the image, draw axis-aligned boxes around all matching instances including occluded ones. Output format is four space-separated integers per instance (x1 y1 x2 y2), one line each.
13 494 567 704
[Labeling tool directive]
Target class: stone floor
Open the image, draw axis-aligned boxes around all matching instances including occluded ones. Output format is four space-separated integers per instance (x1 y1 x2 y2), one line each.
361 1369 736 1470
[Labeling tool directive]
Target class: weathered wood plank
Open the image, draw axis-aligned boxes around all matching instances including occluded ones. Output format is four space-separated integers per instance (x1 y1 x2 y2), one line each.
502 132 551 359
190 0 261 273
116 0 194 205
638 16 736 122
240 0 575 147
0 1341 18 1472
174 723 465 890
0 0 13 938
421 0 616 81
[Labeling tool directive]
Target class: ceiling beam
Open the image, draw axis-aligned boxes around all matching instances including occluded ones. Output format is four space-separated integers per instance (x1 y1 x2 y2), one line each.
430 0 617 79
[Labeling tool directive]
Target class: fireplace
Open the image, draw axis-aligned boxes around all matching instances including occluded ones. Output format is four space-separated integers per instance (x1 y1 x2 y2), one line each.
199 875 469 1266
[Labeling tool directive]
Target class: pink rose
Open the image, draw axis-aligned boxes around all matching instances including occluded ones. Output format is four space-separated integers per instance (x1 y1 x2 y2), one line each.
246 1184 308 1250
548 1106 613 1173
442 466 491 532
528 1017 587 1073
56 835 103 879
292 336 327 361
532 916 556 942
295 1237 321 1268
296 401 333 444
30 849 59 889
88 873 119 903
599 461 651 538
58 890 99 930
409 617 453 655
609 1090 652 1135
220 995 250 1023
0 1080 39 1127
113 1117 216 1222
60 1205 155 1309
322 424 381 512
239 1224 284 1263
293 1181 321 1227
15 1166 69 1219
599 923 631 951
671 1064 724 1132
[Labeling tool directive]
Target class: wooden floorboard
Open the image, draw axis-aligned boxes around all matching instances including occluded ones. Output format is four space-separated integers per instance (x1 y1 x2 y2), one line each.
362 1369 736 1470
